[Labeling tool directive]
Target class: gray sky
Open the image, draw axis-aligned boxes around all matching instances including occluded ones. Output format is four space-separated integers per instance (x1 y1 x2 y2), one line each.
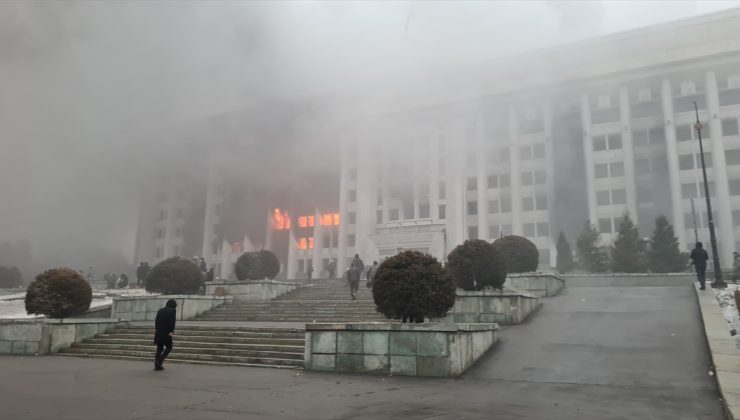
0 0 736 270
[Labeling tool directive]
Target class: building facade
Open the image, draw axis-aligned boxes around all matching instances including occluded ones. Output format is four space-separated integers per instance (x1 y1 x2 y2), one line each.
335 10 740 273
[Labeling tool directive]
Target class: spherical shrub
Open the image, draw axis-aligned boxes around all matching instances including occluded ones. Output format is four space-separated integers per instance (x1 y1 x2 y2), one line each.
372 251 456 323
447 239 507 290
492 235 540 273
146 257 204 294
235 250 280 280
25 267 92 318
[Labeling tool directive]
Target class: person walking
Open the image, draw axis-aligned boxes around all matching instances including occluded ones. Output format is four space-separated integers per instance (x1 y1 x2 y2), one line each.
366 261 378 288
690 242 709 290
328 260 336 280
136 263 145 287
348 254 364 300
199 258 207 274
153 299 177 371
306 261 313 281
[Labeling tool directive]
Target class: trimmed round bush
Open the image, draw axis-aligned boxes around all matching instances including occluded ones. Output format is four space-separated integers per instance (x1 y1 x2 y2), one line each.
492 235 539 273
25 267 92 318
447 239 506 291
235 250 280 280
372 251 456 323
146 257 204 294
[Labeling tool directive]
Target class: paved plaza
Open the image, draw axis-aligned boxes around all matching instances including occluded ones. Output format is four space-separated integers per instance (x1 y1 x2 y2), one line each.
0 280 725 419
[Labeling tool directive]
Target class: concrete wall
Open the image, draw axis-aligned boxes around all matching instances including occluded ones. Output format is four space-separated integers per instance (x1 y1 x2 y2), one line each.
111 295 231 321
205 281 298 302
304 322 497 377
562 273 694 287
79 305 112 318
437 290 541 325
0 318 120 355
505 272 565 297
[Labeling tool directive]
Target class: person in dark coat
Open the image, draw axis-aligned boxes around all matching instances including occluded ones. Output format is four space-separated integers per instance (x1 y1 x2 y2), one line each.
153 299 177 371
199 258 207 273
306 261 313 281
136 263 145 287
348 254 364 300
327 260 336 280
690 242 709 290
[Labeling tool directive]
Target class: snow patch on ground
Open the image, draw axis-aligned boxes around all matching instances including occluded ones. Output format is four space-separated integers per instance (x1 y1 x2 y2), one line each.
0 288 159 319
713 283 740 334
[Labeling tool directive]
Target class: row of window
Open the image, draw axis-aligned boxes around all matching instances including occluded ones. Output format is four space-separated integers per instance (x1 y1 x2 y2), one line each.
594 162 624 179
467 223 549 239
468 195 548 214
154 227 183 240
596 189 626 206
158 209 185 221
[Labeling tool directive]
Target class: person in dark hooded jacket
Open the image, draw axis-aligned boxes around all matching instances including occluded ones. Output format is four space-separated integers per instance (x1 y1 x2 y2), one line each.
153 299 177 371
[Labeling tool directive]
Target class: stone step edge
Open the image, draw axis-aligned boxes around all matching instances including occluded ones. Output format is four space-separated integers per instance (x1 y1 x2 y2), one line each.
53 353 303 369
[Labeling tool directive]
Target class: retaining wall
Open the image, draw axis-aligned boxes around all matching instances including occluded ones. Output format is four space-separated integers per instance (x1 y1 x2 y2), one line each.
437 289 540 325
205 281 299 302
111 295 231 321
505 272 565 297
0 318 120 355
304 322 497 377
562 273 694 287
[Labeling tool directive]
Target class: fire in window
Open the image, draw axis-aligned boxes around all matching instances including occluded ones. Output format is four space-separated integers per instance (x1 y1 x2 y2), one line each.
273 208 291 230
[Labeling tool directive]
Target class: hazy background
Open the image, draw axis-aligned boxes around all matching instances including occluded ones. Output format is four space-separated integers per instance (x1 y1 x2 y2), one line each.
0 0 736 277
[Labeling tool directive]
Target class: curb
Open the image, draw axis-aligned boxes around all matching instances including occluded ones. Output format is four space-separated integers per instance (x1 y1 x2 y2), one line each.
694 282 739 419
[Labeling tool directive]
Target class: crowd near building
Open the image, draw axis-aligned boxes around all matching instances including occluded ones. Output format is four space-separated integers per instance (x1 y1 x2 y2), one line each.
136 10 740 277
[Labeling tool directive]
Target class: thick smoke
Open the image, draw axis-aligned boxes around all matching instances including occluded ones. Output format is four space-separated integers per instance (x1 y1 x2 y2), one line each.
0 1 731 277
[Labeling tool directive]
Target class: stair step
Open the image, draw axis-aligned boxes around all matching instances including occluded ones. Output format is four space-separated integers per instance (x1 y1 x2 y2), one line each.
65 345 303 360
53 353 302 369
89 335 305 345
74 341 303 353
107 328 303 338
58 348 304 366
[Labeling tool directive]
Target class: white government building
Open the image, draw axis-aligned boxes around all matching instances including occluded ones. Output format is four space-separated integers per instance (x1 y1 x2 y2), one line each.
333 9 740 274
136 9 740 278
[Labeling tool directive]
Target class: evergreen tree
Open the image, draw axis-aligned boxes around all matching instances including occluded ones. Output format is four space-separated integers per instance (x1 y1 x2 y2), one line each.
576 221 609 272
647 215 688 272
556 231 575 273
611 212 647 273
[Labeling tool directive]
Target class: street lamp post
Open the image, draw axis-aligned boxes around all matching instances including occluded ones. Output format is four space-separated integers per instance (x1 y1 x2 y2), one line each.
693 102 726 289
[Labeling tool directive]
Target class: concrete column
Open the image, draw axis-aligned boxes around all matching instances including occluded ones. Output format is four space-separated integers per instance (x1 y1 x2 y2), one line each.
430 133 440 220
476 119 488 239
447 119 466 245
706 71 734 265
580 94 598 224
413 139 420 219
287 229 298 280
201 158 217 261
619 87 639 219
543 102 556 267
336 140 349 274
163 185 177 258
219 239 232 280
312 209 322 277
264 211 273 251
660 80 687 247
508 107 523 235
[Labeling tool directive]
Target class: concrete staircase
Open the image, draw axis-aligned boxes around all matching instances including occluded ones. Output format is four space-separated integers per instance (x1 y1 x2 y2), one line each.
195 279 385 322
56 325 305 369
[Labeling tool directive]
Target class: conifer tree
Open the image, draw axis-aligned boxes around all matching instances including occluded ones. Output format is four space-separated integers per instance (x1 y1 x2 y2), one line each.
556 231 575 273
576 221 609 272
647 215 688 272
611 212 647 273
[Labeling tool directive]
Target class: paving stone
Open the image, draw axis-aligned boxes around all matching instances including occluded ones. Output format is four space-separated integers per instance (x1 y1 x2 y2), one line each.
417 356 449 377
311 331 336 353
416 332 448 357
337 354 364 372
362 332 388 355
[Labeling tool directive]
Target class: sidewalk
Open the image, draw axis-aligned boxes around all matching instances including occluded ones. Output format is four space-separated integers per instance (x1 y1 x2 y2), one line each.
695 283 740 419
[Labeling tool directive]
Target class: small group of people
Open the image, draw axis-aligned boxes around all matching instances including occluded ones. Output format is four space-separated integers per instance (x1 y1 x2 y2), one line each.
346 254 378 300
103 272 130 289
135 262 151 287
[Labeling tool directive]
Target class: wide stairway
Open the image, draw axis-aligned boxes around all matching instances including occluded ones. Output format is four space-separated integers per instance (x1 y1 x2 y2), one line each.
195 279 385 322
56 325 305 369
